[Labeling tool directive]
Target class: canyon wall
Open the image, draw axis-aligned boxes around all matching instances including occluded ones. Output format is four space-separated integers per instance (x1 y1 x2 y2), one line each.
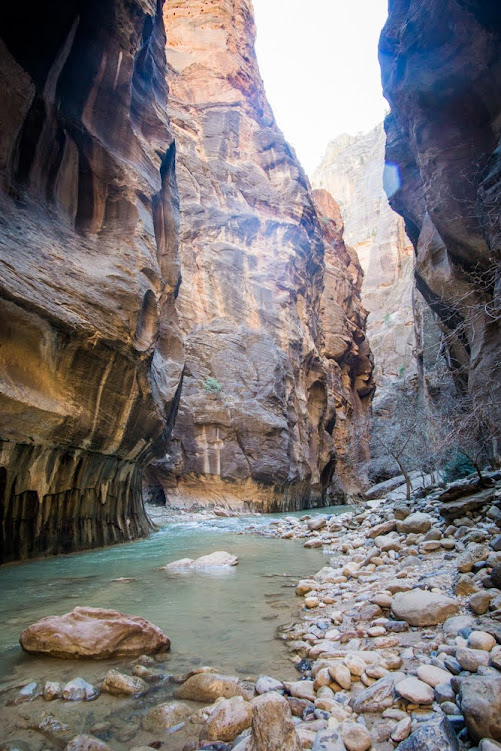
145 0 374 511
379 0 501 450
0 0 184 561
312 125 416 387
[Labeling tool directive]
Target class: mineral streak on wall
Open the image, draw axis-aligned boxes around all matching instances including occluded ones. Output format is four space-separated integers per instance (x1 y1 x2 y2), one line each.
0 0 184 562
144 0 374 511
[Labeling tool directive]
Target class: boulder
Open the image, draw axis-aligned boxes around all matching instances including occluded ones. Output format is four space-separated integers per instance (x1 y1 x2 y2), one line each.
174 673 251 702
398 512 432 534
416 665 452 688
439 489 496 522
458 675 501 742
391 589 459 626
20 607 170 659
394 717 458 750
201 696 253 742
248 692 302 751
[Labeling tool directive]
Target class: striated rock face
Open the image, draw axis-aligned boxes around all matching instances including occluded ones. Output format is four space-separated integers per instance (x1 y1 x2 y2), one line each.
145 0 374 511
379 1 501 439
312 125 415 386
0 0 184 562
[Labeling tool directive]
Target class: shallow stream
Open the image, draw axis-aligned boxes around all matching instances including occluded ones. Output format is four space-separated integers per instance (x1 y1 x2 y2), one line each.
0 504 351 748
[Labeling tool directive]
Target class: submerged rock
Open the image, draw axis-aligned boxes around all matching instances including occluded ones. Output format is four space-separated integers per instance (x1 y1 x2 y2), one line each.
141 702 192 731
101 669 148 697
64 737 112 751
62 678 99 701
175 673 252 702
20 606 170 658
161 551 239 571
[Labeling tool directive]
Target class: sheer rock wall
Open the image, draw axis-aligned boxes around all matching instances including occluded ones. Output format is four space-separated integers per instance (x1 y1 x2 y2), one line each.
379 0 501 440
145 0 374 511
0 0 184 562
312 125 416 387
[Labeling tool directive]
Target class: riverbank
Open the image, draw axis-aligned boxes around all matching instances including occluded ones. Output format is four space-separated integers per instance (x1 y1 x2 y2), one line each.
1 482 501 750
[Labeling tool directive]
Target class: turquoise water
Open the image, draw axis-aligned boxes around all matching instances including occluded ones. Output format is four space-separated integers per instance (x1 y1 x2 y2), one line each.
0 506 351 687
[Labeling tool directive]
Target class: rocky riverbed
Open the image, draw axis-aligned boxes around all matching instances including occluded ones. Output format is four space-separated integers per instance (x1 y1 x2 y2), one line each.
2 478 501 750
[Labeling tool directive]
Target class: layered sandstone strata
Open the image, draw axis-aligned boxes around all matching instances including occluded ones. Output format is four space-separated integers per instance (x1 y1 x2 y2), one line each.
379 0 501 442
145 0 374 510
0 0 184 561
312 125 415 386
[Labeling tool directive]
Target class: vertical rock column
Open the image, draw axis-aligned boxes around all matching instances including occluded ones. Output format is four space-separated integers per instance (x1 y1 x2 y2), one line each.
145 0 374 511
0 0 184 562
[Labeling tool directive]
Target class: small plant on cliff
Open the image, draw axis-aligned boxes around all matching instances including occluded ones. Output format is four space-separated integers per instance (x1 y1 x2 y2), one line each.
204 377 223 396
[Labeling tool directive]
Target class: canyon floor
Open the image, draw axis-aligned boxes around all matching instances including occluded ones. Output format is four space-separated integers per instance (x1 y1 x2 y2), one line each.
1 479 501 751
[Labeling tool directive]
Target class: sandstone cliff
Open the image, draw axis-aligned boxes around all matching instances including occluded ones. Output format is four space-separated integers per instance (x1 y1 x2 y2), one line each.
0 0 184 561
379 0 501 449
145 0 374 511
312 125 415 387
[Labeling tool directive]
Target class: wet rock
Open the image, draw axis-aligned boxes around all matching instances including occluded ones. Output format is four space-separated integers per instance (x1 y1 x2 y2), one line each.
391 589 459 626
175 673 252 702
349 672 405 713
142 701 192 731
64 737 112 751
20 607 170 658
43 681 62 701
396 676 434 704
101 669 147 697
458 676 501 742
10 682 38 704
394 717 458 750
63 678 99 701
248 692 302 751
201 696 253 742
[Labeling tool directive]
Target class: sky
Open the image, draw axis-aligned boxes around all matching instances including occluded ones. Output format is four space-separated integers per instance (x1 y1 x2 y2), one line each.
252 0 389 176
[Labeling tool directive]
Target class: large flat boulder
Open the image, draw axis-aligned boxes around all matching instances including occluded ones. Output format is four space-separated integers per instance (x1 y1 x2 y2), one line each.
391 589 459 626
439 488 496 522
20 607 170 659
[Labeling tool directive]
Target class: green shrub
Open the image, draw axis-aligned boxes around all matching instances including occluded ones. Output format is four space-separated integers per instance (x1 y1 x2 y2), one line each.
204 377 223 395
